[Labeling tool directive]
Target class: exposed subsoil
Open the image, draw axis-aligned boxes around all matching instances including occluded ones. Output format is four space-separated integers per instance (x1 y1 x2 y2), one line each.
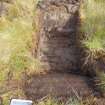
1 72 105 104
23 72 105 102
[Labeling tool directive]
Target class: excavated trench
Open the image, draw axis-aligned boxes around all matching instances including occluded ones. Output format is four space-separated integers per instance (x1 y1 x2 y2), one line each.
23 0 105 103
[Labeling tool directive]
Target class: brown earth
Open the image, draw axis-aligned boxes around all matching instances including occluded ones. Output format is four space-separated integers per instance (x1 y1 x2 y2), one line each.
23 72 101 101
1 72 105 105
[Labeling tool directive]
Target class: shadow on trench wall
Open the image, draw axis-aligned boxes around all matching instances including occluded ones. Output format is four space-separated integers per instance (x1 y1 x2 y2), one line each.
35 0 81 73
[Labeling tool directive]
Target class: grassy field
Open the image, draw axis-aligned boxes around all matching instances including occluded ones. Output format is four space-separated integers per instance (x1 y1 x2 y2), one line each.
0 0 42 82
81 0 105 92
0 0 105 105
0 0 42 104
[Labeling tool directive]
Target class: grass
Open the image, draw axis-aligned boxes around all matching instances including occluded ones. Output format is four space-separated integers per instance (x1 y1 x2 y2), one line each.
2 89 26 105
1 92 98 105
95 72 105 93
0 0 42 82
80 0 105 66
0 0 43 103
35 96 98 105
81 0 105 92
65 98 82 105
81 0 105 52
1 97 82 105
